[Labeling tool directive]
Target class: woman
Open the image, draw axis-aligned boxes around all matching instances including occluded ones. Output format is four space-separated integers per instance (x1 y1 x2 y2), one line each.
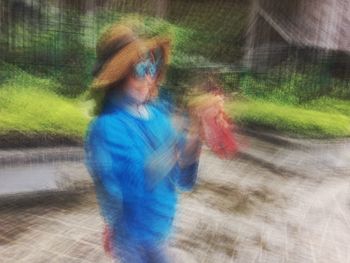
84 22 203 263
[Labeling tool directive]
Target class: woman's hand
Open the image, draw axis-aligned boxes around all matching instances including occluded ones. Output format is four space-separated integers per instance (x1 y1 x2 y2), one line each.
188 93 224 139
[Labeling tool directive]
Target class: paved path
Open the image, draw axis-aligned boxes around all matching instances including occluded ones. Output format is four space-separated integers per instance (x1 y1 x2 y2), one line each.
1 150 350 262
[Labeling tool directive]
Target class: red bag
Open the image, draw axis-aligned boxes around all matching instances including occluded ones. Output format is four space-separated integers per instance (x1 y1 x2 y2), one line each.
201 109 238 158
188 92 239 159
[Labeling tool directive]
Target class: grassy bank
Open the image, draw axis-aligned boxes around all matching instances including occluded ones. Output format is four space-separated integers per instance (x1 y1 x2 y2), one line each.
227 98 350 138
1 67 349 143
0 79 90 147
2 87 349 143
0 87 89 136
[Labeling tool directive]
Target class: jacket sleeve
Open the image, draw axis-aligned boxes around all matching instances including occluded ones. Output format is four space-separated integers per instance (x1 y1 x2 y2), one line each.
170 129 201 191
84 117 145 226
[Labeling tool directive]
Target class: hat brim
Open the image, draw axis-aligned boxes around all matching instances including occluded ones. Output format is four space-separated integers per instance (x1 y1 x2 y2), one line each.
91 37 171 90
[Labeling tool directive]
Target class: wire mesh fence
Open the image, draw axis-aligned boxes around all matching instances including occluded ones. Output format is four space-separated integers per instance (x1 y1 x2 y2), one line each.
0 0 349 99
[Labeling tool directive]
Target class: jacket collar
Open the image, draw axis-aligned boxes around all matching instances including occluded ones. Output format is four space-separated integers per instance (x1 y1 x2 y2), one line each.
103 89 150 119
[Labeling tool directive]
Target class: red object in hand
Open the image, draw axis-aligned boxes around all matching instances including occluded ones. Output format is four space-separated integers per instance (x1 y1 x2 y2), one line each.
188 92 238 159
103 225 113 257
201 110 238 159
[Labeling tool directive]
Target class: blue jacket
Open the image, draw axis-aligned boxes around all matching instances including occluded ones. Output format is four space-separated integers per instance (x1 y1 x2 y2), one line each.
84 95 199 244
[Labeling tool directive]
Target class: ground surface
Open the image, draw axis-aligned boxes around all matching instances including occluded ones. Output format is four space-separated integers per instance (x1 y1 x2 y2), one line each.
1 150 350 263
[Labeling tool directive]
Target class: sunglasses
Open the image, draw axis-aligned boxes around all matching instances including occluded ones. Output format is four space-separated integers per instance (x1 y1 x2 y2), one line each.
133 49 163 80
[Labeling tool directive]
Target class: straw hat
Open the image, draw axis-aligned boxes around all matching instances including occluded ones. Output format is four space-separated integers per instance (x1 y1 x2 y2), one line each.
91 23 171 90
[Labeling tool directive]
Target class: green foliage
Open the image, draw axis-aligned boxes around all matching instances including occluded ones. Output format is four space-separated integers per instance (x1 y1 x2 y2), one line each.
304 97 350 116
219 72 241 93
45 47 95 97
2 10 93 98
166 0 248 63
238 63 349 104
0 61 62 93
0 83 90 138
228 99 350 138
329 78 350 99
0 64 90 138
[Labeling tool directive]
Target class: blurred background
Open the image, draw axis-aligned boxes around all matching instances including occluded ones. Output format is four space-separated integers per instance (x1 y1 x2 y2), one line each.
0 0 349 145
0 1 350 262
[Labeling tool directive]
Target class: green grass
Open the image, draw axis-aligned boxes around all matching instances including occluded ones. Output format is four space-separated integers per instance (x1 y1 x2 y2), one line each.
0 62 90 141
0 61 63 94
304 97 350 116
227 65 350 138
0 85 90 139
2 82 350 141
1 85 350 141
227 98 350 138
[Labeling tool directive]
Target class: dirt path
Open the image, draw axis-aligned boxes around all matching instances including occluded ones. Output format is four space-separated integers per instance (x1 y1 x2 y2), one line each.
173 152 350 262
1 151 350 262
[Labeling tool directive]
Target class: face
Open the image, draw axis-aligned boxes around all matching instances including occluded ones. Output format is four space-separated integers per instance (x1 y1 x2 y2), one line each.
124 50 161 103
124 74 156 104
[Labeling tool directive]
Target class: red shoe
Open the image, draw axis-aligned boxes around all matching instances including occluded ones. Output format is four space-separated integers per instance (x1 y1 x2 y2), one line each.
102 225 113 257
